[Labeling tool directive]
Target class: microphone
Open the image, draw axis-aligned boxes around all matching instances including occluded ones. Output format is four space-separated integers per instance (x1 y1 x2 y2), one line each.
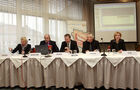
101 38 103 41
28 39 31 45
23 53 27 57
101 38 107 56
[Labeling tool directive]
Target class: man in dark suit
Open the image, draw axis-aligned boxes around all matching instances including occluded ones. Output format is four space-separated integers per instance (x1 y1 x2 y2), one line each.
9 37 31 54
82 34 100 53
40 34 59 53
60 34 79 53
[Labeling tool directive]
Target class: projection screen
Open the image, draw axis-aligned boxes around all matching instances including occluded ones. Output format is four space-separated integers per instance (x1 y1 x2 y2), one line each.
94 2 137 42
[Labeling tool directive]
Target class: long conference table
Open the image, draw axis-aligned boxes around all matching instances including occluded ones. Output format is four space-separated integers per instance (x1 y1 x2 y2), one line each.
0 52 140 89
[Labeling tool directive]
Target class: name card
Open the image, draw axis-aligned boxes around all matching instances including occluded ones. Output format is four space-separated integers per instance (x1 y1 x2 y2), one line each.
53 52 69 56
122 51 137 56
71 54 78 56
0 54 10 59
29 53 41 57
86 51 100 56
1 54 8 57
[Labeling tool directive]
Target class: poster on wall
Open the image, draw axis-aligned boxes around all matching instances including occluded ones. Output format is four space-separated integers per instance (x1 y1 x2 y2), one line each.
67 20 88 50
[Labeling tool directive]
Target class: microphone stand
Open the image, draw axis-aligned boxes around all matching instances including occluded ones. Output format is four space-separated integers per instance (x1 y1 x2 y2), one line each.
23 53 27 57
101 38 107 56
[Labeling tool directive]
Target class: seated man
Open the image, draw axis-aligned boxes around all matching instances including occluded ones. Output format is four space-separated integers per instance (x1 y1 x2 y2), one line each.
60 34 79 53
9 37 31 54
40 34 59 53
82 33 100 53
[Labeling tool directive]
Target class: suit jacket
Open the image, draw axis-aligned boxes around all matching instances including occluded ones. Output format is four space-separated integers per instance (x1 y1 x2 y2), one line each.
60 40 79 53
82 40 100 53
110 39 126 51
12 44 31 54
40 40 59 52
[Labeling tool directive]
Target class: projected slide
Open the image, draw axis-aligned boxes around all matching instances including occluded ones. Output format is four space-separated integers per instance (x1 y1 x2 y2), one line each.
94 2 137 42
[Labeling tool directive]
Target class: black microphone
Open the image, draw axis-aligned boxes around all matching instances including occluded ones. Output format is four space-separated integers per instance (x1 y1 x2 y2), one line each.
101 38 103 41
28 39 31 44
23 53 27 57
101 38 107 56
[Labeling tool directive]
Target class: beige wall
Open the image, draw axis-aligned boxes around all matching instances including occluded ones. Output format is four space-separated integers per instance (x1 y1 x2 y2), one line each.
137 1 140 44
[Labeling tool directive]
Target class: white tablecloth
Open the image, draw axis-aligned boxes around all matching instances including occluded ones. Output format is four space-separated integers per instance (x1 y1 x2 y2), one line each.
0 52 140 89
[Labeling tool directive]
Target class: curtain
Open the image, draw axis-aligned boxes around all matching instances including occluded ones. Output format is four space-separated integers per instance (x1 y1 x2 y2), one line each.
49 19 67 48
0 0 83 54
48 0 83 48
137 1 140 44
82 0 94 33
0 0 17 54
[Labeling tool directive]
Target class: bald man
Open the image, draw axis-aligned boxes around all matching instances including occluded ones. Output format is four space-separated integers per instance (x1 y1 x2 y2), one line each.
82 34 100 53
40 34 59 52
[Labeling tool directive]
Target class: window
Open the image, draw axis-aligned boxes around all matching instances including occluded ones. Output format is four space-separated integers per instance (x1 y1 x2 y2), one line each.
22 15 44 47
0 12 17 54
49 19 67 48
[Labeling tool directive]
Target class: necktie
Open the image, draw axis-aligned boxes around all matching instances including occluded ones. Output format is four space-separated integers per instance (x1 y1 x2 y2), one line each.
89 43 92 51
67 43 69 48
